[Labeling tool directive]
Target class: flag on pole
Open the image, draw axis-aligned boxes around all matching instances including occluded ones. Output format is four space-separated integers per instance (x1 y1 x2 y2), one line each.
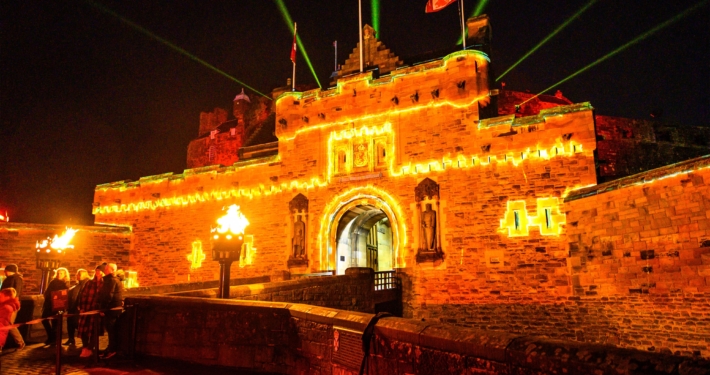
425 0 456 13
290 23 297 63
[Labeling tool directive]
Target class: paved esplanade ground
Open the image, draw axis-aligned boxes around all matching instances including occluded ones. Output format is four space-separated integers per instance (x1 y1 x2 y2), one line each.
0 338 264 375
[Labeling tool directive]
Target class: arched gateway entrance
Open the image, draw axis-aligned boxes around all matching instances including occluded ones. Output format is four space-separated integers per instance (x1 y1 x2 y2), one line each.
320 188 405 274
335 205 392 274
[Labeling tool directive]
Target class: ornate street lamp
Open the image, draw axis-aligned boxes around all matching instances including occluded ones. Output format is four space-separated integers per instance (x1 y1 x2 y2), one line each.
211 205 249 299
35 228 78 293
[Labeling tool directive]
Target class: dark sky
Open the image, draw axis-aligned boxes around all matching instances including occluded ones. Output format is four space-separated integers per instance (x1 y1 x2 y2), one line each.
1 0 708 225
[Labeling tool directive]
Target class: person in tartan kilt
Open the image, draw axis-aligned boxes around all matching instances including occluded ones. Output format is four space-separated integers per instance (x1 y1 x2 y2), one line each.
77 263 105 358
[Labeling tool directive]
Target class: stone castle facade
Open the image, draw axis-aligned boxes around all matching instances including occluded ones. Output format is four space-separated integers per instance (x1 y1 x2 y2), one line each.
3 18 707 357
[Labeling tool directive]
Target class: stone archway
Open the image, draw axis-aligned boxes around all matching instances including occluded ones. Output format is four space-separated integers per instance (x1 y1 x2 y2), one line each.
334 204 393 275
319 187 406 274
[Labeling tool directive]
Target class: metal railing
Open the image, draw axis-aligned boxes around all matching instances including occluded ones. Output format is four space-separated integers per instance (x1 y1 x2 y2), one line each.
374 270 400 291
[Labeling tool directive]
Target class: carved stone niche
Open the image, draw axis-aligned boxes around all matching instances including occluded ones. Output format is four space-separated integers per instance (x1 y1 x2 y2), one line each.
415 178 445 264
288 193 309 268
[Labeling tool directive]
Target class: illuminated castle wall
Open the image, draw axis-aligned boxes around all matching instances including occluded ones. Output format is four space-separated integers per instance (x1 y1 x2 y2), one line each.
93 49 596 287
90 26 709 356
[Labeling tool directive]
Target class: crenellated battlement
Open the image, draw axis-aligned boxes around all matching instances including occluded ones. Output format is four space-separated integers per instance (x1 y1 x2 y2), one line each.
274 50 492 141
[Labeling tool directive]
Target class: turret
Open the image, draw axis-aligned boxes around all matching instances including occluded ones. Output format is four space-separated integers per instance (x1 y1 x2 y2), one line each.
233 88 251 126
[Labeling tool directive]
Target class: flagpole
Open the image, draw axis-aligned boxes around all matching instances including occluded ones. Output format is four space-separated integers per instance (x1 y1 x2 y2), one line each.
292 22 297 91
460 0 466 50
358 0 363 73
334 41 338 71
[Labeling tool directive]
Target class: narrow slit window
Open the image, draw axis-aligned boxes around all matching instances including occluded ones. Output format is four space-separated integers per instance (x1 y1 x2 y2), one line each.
208 146 215 162
545 208 552 228
513 211 521 231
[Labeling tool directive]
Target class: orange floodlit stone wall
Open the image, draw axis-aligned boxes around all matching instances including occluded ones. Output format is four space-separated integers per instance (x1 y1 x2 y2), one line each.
565 156 710 296
411 157 710 357
92 50 597 292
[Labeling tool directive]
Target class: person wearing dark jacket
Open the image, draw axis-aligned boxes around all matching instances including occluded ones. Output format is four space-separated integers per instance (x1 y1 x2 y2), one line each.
64 269 89 346
42 267 70 345
97 263 123 358
1 264 25 349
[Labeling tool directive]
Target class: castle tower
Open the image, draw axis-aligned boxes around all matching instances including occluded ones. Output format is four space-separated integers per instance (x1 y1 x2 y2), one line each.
233 88 251 126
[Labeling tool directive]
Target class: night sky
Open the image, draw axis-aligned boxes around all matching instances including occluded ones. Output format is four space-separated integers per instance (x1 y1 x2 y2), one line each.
1 0 708 225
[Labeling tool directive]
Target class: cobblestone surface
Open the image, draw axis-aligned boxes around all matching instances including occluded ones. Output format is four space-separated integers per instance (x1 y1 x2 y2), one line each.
0 338 257 375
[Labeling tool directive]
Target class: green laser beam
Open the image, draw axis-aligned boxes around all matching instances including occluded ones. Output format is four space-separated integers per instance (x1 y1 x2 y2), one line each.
456 0 489 46
520 0 709 106
372 0 380 37
84 0 271 99
275 0 322 88
497 0 597 82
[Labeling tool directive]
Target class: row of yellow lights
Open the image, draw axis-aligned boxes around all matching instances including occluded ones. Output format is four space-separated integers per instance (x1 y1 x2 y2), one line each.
328 122 588 178
94 133 589 216
280 93 493 142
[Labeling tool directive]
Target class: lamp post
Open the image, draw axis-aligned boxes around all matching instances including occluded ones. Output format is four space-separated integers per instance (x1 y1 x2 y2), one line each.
35 228 77 294
35 248 62 294
211 205 249 299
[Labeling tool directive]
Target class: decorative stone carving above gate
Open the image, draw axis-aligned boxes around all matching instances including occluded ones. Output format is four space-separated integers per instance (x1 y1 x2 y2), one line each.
288 193 309 268
415 178 444 264
328 123 393 177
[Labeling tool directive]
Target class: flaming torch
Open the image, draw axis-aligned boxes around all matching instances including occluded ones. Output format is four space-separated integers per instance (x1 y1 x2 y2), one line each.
211 205 249 298
36 228 78 293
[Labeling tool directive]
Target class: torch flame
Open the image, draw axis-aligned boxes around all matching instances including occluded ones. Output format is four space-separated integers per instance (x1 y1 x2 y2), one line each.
50 228 79 250
0 212 8 222
213 205 249 235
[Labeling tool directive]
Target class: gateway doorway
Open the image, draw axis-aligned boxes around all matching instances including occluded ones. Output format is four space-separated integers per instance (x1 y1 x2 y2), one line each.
335 204 393 275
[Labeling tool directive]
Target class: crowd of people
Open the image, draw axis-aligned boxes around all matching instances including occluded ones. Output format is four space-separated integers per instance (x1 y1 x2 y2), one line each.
0 262 125 359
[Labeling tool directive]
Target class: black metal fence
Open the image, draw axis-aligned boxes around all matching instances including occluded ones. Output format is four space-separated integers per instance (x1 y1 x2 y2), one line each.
374 271 400 291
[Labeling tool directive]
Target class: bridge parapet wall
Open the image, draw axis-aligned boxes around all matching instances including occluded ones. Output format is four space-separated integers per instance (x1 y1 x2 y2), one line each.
168 267 376 313
123 295 710 374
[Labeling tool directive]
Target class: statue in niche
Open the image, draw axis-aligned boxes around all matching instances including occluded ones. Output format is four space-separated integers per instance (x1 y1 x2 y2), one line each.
353 143 369 167
415 178 444 264
421 203 437 251
288 193 309 268
292 216 306 259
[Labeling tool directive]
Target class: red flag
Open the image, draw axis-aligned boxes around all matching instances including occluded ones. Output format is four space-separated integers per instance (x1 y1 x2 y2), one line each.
290 23 297 63
425 0 456 13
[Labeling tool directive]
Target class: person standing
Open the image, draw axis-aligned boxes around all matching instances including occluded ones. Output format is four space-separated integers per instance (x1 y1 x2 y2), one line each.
41 267 70 345
0 288 21 353
97 263 123 359
78 264 104 358
64 269 89 346
0 264 25 349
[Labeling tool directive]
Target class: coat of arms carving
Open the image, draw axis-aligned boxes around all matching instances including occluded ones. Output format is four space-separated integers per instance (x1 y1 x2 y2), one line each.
353 143 369 167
